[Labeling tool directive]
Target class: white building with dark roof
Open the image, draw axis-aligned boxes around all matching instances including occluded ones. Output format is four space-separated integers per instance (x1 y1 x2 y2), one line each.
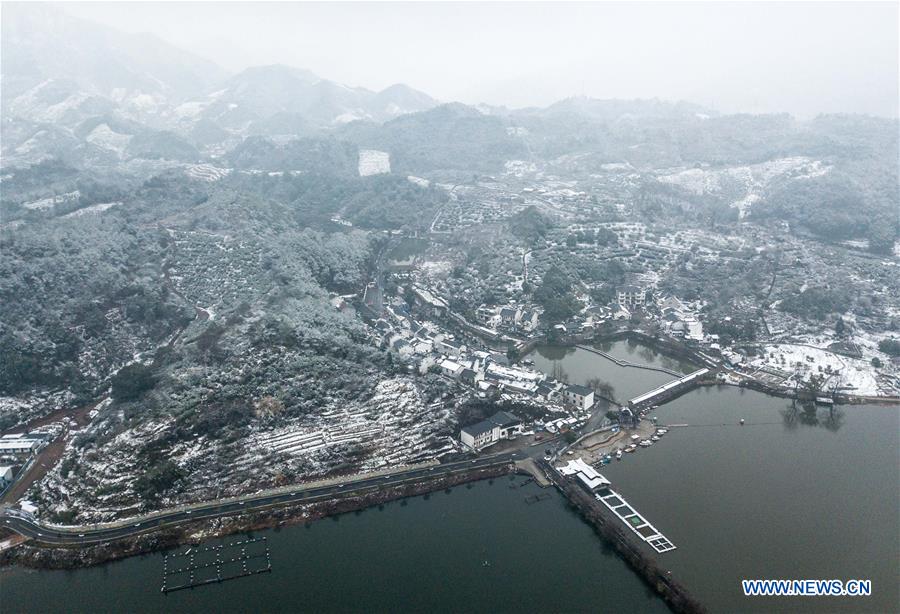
564 384 595 410
459 411 525 450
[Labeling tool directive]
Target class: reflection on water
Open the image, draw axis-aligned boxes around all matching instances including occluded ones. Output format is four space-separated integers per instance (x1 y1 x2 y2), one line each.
528 341 695 403
602 386 898 613
781 401 845 432
533 344 576 362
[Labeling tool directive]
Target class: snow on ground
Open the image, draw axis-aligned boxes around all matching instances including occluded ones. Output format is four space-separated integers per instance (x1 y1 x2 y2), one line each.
657 157 831 218
62 202 122 218
335 110 372 124
358 149 391 176
23 191 81 211
505 160 537 177
601 162 634 172
754 343 882 395
418 260 454 278
407 176 431 188
86 124 132 157
173 100 207 119
185 164 232 182
11 130 48 156
243 378 453 474
7 81 91 123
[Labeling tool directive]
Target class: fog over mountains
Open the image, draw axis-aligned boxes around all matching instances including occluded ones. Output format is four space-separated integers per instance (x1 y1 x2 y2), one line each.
1 1 899 558
1 4 438 132
4 2 893 175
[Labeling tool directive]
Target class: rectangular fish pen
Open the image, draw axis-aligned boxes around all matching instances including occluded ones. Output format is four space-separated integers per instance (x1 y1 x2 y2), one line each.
161 536 272 593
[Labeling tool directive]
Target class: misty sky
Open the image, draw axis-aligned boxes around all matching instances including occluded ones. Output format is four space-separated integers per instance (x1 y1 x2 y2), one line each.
60 1 899 117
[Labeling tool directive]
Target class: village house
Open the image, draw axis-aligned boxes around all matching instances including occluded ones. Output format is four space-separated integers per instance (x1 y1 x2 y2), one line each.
459 411 525 450
436 338 466 358
519 309 540 332
0 434 45 458
439 359 465 378
412 285 449 317
459 419 499 450
564 384 595 410
617 285 647 310
390 337 414 358
499 306 519 326
475 306 502 328
460 368 484 387
0 465 13 490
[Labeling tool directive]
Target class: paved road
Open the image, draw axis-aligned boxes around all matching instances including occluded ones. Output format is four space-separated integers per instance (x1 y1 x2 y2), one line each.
1 452 522 546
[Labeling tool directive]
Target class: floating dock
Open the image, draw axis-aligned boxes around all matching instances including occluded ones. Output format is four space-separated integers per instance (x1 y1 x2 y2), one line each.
161 537 271 593
594 487 676 553
554 458 676 554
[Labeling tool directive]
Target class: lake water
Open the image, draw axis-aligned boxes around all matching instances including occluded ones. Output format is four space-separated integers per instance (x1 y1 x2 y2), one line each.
3 342 897 613
0 478 667 613
601 385 900 613
528 340 696 404
529 341 899 612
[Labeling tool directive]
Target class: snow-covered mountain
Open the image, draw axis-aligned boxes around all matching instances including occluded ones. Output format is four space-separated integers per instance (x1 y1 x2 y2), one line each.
1 3 227 120
173 65 438 132
1 4 438 153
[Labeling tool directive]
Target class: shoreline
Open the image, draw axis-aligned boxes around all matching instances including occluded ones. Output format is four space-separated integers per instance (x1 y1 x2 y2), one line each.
542 459 706 614
1 464 511 571
548 330 900 406
2 335 891 614
2 461 707 613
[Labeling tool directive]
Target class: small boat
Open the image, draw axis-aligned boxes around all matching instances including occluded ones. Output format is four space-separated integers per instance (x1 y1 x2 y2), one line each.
656 429 668 435
639 440 652 447
625 445 636 453
651 435 660 442
615 450 623 460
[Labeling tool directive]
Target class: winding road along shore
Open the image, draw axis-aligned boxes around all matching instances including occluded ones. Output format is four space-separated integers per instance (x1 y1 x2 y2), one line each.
1 452 522 547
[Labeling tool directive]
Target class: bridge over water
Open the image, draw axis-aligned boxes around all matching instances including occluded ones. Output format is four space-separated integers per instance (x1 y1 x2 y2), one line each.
575 344 683 377
627 368 711 411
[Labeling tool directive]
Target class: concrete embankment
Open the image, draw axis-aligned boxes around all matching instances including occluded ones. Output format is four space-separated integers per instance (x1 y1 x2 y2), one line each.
514 458 551 487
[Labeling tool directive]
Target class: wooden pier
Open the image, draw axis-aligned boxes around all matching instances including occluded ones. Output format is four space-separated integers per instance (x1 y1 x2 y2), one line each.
161 537 272 593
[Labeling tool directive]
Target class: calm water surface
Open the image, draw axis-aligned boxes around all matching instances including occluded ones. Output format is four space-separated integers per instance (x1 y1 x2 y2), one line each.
528 340 695 403
601 386 900 613
2 343 897 613
531 341 899 612
0 478 667 613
